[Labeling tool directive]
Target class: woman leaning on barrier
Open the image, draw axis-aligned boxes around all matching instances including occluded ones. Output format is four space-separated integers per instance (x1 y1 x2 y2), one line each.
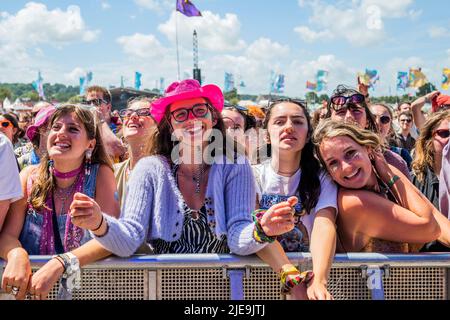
0 104 120 300
251 98 338 300
23 79 312 300
313 119 450 253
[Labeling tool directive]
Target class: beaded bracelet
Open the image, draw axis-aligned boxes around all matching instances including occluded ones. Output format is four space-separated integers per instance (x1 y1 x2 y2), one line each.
251 210 275 244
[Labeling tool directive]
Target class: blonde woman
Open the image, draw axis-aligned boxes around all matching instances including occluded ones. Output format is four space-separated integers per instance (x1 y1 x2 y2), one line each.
313 119 450 253
0 105 119 300
411 110 450 251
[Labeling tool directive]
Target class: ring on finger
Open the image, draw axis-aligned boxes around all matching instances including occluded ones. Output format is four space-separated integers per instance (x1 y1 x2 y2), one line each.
11 286 19 296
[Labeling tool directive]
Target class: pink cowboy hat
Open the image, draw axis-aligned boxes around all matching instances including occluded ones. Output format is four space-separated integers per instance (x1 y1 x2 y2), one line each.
151 79 224 124
26 105 57 141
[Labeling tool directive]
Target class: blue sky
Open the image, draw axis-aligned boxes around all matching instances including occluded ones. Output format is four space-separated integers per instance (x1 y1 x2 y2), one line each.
1 0 450 97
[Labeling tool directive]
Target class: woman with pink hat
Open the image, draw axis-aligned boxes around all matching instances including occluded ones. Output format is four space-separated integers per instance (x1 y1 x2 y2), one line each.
15 105 56 170
25 80 311 299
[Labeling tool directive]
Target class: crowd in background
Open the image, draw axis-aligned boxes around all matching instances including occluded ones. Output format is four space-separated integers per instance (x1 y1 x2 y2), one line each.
0 79 449 301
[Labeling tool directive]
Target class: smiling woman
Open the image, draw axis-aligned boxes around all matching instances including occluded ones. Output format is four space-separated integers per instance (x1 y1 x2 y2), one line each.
0 104 120 300
313 119 450 254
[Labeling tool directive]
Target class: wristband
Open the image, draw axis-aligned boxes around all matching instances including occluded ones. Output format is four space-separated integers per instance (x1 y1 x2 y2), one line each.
251 210 275 244
387 175 400 188
91 214 104 232
279 265 314 294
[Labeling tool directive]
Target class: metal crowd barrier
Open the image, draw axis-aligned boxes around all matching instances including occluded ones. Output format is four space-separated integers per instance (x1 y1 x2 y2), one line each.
1 253 449 300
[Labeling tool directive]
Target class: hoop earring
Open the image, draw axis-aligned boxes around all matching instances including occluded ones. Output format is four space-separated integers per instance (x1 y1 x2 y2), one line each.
85 149 93 176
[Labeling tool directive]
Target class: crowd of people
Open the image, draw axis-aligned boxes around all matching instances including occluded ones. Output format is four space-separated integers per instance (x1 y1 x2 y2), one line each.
0 79 449 301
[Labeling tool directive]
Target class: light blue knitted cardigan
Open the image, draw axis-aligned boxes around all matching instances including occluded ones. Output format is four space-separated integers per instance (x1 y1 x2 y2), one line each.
93 155 267 257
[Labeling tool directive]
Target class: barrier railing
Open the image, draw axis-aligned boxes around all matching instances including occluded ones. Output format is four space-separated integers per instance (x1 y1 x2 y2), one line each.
1 253 449 300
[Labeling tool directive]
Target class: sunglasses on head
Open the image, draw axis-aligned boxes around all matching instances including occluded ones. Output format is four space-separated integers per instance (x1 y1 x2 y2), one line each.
1 121 12 128
170 103 210 123
331 93 365 106
434 129 450 139
82 98 108 107
119 108 152 118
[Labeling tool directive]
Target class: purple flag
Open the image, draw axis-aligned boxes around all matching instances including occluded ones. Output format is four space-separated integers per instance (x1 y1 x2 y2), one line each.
176 0 202 17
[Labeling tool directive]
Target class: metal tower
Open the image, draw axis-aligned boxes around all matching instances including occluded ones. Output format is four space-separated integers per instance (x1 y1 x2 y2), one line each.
193 30 202 84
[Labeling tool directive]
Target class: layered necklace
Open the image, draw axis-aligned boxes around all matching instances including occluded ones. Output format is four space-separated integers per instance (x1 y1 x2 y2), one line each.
53 164 83 215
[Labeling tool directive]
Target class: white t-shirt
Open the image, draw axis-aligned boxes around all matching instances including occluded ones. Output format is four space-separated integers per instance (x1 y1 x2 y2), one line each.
0 134 22 202
252 160 338 252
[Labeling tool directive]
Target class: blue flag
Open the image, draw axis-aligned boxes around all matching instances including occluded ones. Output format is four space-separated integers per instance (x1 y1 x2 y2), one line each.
176 0 202 17
32 71 45 99
224 72 235 92
135 72 142 90
79 77 87 95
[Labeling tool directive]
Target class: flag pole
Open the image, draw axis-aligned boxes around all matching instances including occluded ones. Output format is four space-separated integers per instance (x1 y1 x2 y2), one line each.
175 10 181 81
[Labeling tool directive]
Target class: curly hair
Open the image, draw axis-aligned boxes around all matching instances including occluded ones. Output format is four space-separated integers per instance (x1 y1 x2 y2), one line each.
411 110 450 183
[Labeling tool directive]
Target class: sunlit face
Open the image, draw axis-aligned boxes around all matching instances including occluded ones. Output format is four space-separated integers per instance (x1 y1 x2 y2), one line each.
370 105 391 139
123 101 156 142
267 102 309 154
222 109 245 143
0 116 16 143
432 118 450 157
169 98 215 146
86 91 111 118
330 104 368 129
399 103 411 113
399 114 413 132
47 112 95 163
320 136 374 189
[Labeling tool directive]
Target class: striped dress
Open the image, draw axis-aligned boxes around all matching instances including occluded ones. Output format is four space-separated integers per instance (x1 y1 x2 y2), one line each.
150 164 229 254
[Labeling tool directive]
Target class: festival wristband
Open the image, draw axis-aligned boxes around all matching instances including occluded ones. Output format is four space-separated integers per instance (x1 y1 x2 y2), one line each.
251 210 275 244
387 175 400 188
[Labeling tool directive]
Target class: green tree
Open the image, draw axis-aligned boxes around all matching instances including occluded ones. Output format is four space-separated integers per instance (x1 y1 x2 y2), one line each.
22 90 39 102
0 87 12 101
305 92 319 104
416 83 437 98
224 88 238 104
68 95 83 103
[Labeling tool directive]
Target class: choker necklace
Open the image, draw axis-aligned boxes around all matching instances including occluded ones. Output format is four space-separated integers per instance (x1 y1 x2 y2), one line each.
53 164 84 179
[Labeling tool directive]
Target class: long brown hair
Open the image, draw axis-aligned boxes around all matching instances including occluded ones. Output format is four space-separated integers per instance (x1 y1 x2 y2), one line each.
411 110 450 183
29 104 112 211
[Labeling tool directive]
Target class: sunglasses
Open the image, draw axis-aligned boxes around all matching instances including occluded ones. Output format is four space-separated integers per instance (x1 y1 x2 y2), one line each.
1 121 12 128
171 103 210 123
376 115 391 125
82 98 108 107
400 118 412 123
434 129 450 139
331 103 364 114
331 93 365 106
119 108 152 118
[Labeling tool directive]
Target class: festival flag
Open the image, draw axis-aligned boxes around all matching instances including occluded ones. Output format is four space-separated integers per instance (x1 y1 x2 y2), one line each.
397 71 409 91
86 71 93 84
442 68 450 90
160 77 165 94
239 80 246 88
306 81 317 91
409 68 428 89
316 70 328 92
79 76 87 95
135 72 142 90
32 71 45 100
224 72 235 92
273 74 285 93
121 76 125 88
358 69 379 91
176 0 202 17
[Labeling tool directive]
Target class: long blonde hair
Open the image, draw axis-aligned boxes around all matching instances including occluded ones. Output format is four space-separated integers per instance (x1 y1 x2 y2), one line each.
313 119 381 170
411 110 450 183
29 104 112 211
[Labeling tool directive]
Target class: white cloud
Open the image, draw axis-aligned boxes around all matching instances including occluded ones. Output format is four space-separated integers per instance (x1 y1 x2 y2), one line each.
428 26 448 39
116 33 168 59
0 2 100 46
158 11 246 52
294 26 334 42
101 2 111 10
245 38 290 61
65 67 87 82
295 0 416 46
